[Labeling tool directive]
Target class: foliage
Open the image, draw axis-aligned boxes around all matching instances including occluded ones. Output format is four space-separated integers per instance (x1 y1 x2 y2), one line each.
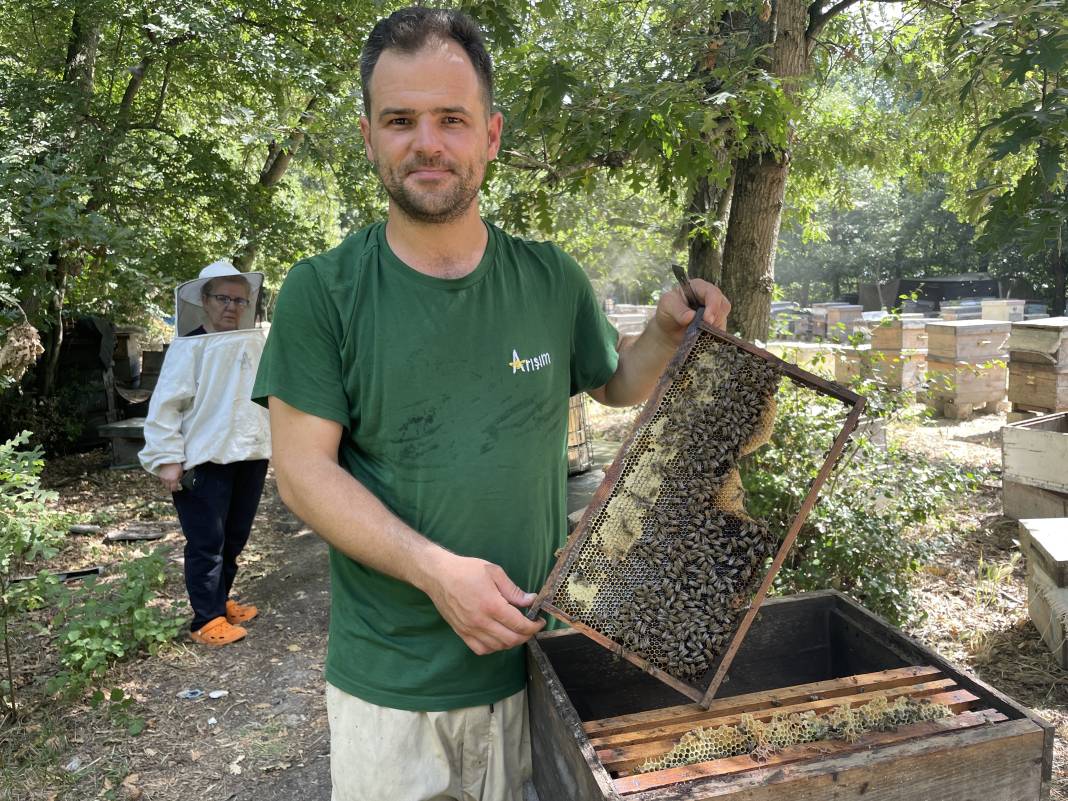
0 385 88 454
0 432 68 717
741 381 982 624
46 549 185 699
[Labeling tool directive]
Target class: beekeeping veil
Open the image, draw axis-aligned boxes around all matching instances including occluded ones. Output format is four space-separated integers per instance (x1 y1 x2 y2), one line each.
174 260 264 337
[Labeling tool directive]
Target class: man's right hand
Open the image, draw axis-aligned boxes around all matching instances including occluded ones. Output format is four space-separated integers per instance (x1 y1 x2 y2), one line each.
421 552 545 655
158 463 183 493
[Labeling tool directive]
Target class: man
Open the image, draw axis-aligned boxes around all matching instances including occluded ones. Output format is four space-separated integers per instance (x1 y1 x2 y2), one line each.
141 261 271 646
252 7 729 800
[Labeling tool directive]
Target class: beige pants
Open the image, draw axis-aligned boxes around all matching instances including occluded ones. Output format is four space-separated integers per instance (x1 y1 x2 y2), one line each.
326 683 532 801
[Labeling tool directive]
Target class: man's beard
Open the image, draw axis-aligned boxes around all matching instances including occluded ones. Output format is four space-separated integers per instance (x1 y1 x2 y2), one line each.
376 156 483 224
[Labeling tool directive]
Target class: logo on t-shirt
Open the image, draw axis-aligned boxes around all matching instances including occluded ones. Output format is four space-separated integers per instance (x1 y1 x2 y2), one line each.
508 348 552 374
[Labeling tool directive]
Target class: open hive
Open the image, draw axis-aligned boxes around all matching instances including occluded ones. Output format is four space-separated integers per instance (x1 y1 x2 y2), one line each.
530 320 865 705
526 592 1053 801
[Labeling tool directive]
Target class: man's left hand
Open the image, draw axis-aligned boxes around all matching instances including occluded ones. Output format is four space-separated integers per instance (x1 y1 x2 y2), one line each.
653 278 731 345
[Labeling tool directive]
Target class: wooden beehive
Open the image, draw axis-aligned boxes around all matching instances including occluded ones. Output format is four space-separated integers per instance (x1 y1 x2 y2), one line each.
527 591 1053 801
1002 412 1068 519
568 394 595 475
835 345 926 390
1009 317 1068 370
926 320 1010 361
982 299 1026 322
871 318 930 351
1008 362 1068 412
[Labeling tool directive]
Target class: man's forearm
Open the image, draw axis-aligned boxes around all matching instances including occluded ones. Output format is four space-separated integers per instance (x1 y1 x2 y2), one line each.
274 452 448 594
589 325 678 407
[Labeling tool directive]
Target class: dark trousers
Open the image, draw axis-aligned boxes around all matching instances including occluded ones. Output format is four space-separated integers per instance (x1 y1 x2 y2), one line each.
172 459 269 630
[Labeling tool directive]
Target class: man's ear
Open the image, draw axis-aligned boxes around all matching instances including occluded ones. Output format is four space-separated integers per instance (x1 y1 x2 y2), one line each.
359 116 374 162
487 111 504 161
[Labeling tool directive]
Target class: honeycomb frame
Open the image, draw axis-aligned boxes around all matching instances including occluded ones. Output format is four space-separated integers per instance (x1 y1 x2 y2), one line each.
529 320 866 708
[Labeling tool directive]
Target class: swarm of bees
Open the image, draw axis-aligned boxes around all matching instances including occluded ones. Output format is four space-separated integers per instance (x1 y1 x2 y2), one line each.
552 334 784 682
637 695 952 773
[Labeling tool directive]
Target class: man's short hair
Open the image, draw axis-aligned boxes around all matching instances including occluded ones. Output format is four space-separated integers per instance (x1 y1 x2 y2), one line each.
360 7 494 116
202 275 250 298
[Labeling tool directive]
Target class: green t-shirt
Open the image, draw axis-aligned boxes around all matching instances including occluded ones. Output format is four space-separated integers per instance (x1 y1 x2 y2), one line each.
252 221 619 711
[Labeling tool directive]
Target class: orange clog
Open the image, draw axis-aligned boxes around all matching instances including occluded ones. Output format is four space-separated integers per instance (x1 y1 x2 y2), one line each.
225 599 258 624
190 616 247 645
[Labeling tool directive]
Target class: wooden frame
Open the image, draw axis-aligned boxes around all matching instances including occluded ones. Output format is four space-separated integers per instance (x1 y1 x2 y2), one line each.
527 591 1053 801
529 321 865 707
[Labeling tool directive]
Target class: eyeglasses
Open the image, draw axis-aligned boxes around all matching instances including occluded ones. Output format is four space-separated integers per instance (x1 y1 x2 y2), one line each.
207 294 250 308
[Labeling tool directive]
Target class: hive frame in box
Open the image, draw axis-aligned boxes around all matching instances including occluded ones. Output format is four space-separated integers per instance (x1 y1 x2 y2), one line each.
528 320 865 709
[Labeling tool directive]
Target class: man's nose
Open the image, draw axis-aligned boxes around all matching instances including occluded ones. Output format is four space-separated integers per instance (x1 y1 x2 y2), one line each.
412 118 443 156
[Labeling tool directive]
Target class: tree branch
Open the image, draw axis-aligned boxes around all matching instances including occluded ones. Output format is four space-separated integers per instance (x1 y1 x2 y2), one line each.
807 0 862 40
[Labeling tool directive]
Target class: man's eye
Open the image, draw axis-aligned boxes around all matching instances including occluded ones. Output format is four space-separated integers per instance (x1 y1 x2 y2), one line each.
444 117 464 125
387 118 411 126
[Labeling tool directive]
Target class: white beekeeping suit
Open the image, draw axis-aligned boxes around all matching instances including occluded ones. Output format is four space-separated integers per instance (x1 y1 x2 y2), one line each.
139 261 271 475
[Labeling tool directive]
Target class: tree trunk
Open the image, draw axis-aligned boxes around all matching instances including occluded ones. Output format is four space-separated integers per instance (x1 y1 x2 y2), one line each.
720 151 788 337
685 174 734 285
718 0 810 340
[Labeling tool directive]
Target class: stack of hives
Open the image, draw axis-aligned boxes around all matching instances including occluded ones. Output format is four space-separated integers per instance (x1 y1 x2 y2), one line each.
1007 317 1068 418
1018 517 1068 667
834 317 927 390
924 320 1009 419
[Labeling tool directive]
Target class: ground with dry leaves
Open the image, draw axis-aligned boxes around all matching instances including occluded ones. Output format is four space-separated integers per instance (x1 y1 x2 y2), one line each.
2 404 1065 800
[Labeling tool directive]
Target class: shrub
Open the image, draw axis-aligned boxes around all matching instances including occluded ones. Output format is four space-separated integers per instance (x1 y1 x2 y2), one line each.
741 380 980 624
0 432 68 718
46 549 185 697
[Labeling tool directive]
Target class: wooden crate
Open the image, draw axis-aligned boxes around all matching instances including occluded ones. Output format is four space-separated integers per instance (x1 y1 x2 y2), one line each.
1004 479 1068 520
1003 412 1068 495
926 320 1010 361
982 299 1026 322
1008 362 1068 412
1009 317 1068 370
528 591 1052 801
871 318 929 351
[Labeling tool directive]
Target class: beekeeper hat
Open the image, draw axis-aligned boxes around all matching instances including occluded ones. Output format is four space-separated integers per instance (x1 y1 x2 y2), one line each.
173 260 264 336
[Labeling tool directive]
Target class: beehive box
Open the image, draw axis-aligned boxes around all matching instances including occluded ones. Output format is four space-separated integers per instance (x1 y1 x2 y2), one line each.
1020 518 1068 667
528 591 1052 801
926 320 1010 362
835 345 926 390
871 318 930 351
939 304 983 321
925 357 1007 418
569 394 595 475
1003 412 1068 493
982 299 1026 322
1008 362 1068 412
1009 318 1068 368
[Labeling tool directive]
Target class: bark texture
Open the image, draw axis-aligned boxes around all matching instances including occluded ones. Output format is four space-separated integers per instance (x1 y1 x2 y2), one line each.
719 0 810 340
